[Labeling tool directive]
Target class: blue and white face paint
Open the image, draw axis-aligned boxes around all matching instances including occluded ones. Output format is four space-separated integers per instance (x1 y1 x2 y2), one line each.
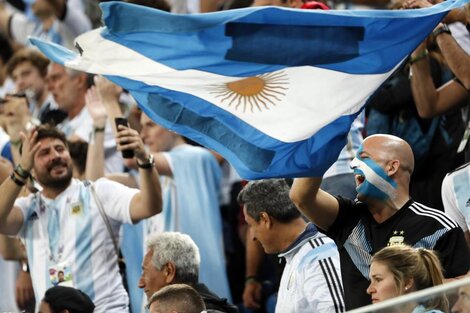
350 146 397 201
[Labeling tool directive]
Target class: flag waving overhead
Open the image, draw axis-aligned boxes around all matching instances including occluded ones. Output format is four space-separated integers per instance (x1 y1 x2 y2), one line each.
30 0 468 179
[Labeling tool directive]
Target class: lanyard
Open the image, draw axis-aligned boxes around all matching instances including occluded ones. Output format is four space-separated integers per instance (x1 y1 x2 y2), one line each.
36 184 88 263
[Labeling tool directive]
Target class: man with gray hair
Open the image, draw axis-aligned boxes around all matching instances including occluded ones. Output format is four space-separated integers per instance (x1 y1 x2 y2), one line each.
46 63 122 173
238 179 345 313
139 232 238 313
147 284 206 313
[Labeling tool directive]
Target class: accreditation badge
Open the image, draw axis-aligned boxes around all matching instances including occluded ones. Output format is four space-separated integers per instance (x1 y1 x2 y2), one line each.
48 261 74 287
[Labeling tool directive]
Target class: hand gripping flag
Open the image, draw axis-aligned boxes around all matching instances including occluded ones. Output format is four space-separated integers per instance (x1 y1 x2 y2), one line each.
30 0 468 179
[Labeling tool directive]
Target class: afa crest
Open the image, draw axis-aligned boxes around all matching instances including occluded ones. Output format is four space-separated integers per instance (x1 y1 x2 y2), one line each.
387 230 405 246
70 202 83 216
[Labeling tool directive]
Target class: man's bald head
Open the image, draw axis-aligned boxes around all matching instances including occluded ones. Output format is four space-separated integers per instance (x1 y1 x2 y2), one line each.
362 134 414 176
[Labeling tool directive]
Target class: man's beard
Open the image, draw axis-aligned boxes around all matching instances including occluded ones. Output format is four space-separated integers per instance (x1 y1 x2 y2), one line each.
36 160 73 190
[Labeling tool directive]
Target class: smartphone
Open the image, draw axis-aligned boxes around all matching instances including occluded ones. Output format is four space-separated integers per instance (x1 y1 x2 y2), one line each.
114 117 135 159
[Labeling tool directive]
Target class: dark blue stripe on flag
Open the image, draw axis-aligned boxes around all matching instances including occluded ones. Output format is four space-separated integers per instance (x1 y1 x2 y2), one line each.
148 93 275 172
225 23 364 66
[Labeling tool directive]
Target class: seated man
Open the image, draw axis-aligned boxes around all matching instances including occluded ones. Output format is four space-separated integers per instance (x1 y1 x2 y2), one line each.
147 284 206 313
139 232 238 313
0 124 162 312
238 179 344 313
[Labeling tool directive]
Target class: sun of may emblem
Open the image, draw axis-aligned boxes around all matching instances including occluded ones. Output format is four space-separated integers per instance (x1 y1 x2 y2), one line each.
209 71 289 113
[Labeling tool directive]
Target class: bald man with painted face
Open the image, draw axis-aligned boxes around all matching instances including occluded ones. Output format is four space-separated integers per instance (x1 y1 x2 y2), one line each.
291 134 470 310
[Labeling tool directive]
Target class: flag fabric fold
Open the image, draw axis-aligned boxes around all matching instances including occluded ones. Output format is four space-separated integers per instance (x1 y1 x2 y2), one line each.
30 0 468 179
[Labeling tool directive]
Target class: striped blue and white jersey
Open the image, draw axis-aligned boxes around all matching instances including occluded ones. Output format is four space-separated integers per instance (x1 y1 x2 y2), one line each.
276 223 345 313
14 178 139 313
329 197 470 309
442 162 470 232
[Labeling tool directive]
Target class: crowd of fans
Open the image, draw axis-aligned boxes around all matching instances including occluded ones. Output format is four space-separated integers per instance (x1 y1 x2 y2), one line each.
0 0 469 312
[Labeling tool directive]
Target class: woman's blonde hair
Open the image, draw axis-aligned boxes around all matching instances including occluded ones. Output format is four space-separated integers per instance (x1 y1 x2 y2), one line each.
372 245 449 312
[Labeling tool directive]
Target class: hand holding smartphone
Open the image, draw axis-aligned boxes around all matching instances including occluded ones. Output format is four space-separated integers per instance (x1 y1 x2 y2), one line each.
114 117 135 159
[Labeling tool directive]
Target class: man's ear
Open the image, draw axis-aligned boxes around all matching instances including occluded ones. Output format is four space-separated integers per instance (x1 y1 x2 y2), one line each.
76 73 88 90
259 212 272 228
165 262 176 283
387 160 400 176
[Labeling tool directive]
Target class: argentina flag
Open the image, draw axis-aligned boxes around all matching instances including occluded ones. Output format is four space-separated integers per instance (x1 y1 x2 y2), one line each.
30 0 468 179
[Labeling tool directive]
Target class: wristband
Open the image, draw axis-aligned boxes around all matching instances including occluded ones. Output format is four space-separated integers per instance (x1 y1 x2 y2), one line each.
245 276 260 285
10 172 26 186
10 138 22 147
409 49 429 66
432 24 451 38
14 164 30 180
93 126 106 133
137 154 155 169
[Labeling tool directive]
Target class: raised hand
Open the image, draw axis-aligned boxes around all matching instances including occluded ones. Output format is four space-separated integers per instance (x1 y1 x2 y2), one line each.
94 76 122 109
403 0 432 9
85 86 107 128
3 96 31 142
18 130 41 172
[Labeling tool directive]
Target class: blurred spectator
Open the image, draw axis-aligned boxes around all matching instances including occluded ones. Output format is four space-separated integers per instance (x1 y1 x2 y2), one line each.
408 2 469 161
47 64 123 173
0 0 91 49
6 48 67 125
406 1 470 251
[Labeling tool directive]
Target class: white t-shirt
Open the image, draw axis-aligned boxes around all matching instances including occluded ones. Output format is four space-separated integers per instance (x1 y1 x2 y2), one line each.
15 178 138 312
442 163 470 232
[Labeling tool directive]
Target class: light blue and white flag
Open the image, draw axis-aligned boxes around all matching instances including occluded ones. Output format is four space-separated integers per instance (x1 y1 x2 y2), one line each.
30 0 468 179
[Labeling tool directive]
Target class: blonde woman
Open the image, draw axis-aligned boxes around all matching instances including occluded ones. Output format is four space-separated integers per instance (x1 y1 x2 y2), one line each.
367 245 448 313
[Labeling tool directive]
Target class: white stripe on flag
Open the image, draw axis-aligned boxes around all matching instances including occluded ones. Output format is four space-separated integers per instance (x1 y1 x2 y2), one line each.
68 29 399 142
